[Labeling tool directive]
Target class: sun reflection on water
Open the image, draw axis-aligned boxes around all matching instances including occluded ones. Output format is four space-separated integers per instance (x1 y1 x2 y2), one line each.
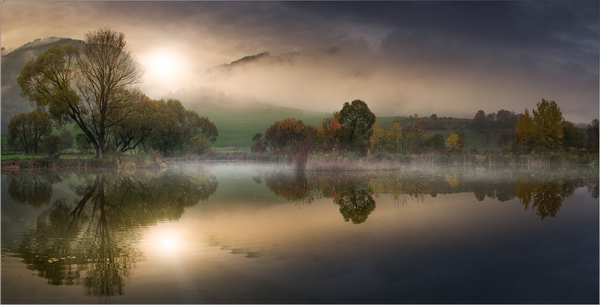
159 236 179 252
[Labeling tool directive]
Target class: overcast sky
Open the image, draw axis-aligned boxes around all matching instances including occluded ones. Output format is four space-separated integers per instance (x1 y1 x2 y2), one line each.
2 1 598 123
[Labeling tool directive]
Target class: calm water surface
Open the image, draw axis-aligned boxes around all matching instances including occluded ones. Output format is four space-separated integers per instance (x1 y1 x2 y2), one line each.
1 163 598 303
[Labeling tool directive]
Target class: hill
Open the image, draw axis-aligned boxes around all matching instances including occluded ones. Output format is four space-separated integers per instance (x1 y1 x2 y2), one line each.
164 87 330 149
1 37 83 131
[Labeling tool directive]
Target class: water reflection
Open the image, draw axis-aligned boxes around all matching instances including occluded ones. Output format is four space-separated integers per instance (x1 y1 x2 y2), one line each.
263 172 377 223
16 169 218 297
7 172 53 207
2 164 598 303
333 180 375 224
261 167 598 222
264 171 309 202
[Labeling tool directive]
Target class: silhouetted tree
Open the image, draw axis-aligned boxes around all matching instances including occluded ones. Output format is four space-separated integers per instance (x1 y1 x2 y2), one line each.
561 121 587 149
473 110 487 131
586 119 599 148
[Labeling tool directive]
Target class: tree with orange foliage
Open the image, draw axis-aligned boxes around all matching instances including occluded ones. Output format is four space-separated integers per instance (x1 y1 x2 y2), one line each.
264 118 309 151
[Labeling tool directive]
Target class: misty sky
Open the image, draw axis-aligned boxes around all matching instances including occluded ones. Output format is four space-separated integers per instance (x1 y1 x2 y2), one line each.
1 1 598 123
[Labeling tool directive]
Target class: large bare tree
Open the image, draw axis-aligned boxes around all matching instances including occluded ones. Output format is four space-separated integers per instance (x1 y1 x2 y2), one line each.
18 27 142 158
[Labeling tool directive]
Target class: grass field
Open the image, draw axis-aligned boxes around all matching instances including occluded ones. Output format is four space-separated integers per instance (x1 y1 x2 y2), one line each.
187 103 329 149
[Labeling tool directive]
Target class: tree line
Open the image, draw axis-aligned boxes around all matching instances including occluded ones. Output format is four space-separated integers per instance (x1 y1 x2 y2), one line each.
512 99 597 152
252 99 454 155
252 98 598 158
8 27 217 158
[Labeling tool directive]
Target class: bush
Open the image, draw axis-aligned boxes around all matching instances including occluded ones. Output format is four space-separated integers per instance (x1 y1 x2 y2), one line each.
189 135 211 154
41 135 63 156
251 141 267 153
59 130 74 148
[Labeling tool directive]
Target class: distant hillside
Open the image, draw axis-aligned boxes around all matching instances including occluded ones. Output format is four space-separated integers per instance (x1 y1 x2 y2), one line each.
1 37 83 131
207 51 301 75
171 87 511 150
165 87 329 149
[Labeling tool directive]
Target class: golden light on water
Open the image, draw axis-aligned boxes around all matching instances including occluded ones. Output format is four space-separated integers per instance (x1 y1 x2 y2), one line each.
143 223 189 256
159 236 179 252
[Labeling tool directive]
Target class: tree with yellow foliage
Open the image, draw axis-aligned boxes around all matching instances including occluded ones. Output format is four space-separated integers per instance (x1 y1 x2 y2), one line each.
533 99 564 149
445 132 465 150
513 99 565 151
513 108 537 151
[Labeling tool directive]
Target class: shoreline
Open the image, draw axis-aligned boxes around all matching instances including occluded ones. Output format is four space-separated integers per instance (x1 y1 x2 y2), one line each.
2 149 598 171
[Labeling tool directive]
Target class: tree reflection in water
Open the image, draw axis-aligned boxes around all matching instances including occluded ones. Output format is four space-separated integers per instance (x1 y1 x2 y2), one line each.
17 169 218 298
333 180 376 224
6 171 67 207
264 172 379 224
262 167 598 222
514 174 594 220
264 171 309 202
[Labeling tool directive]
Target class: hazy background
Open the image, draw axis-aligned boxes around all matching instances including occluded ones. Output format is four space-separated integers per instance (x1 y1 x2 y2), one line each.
1 1 598 123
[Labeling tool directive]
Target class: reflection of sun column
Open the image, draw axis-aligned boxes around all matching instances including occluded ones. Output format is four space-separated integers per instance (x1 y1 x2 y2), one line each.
148 223 203 302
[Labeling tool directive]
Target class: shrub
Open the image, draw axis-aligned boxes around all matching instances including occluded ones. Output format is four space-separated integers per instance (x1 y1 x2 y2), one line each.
59 130 74 148
40 135 64 156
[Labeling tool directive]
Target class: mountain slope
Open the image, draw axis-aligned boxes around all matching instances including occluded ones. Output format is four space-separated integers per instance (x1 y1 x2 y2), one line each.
1 37 83 131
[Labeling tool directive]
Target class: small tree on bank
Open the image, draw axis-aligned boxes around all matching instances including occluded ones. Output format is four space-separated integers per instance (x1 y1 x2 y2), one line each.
264 118 309 152
7 110 52 154
59 130 74 149
41 135 64 157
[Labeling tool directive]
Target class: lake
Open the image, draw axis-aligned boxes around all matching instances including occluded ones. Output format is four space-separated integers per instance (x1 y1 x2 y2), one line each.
1 162 598 303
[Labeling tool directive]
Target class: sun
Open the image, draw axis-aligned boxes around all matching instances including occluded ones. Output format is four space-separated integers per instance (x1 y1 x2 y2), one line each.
160 236 179 252
150 54 177 77
139 49 187 97
140 50 184 83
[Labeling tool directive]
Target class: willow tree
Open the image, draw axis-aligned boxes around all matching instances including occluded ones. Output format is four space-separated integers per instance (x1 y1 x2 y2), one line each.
18 28 142 158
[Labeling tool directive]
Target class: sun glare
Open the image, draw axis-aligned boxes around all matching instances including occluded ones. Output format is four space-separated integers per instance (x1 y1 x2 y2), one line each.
160 236 179 252
151 55 177 76
139 49 188 98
